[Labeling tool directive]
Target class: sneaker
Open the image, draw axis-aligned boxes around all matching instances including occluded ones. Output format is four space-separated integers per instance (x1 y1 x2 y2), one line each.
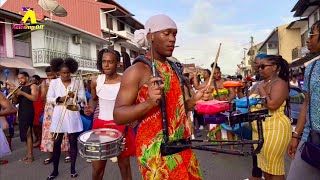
86 159 92 163
110 157 117 163
191 135 195 139
199 125 204 130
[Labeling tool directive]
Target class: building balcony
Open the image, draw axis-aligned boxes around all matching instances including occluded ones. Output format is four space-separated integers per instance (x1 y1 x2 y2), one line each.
32 48 97 71
292 46 308 61
116 30 134 40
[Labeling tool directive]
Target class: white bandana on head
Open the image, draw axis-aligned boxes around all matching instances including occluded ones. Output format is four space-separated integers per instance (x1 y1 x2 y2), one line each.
133 14 177 48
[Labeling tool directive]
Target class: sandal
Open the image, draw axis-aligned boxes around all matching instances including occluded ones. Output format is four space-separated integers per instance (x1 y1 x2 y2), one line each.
43 158 53 165
64 156 71 163
20 157 34 164
47 172 59 180
71 173 78 178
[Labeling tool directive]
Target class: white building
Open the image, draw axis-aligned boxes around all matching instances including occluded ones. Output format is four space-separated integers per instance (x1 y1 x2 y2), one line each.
0 9 108 84
1 0 145 83
99 0 145 67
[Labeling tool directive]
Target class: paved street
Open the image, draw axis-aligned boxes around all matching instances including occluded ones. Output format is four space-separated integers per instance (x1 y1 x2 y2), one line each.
0 133 293 180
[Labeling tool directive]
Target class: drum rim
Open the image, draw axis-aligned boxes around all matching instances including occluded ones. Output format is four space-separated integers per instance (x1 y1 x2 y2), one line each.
78 128 123 144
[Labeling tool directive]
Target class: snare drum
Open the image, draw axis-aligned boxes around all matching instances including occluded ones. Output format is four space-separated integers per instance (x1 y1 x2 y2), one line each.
78 128 125 160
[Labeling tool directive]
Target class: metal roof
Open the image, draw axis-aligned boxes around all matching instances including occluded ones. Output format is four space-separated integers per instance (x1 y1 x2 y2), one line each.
291 0 320 17
1 0 115 37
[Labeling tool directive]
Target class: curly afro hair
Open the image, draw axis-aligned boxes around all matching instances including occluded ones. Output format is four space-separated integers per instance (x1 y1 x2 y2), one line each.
97 48 120 72
50 57 79 74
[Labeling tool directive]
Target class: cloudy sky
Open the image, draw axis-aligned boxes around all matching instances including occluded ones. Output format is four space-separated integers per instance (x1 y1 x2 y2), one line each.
0 0 299 74
116 0 298 74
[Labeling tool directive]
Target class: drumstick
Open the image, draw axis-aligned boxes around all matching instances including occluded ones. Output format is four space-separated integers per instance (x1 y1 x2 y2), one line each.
206 43 222 89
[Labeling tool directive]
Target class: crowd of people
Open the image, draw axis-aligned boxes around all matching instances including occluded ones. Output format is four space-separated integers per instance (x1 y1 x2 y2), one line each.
0 14 320 180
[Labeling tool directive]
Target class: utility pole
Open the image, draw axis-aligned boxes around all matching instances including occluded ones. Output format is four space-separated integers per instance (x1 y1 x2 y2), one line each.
249 36 254 75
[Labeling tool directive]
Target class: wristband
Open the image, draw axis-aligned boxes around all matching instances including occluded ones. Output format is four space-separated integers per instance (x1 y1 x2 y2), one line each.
292 130 299 135
292 131 301 139
292 136 301 140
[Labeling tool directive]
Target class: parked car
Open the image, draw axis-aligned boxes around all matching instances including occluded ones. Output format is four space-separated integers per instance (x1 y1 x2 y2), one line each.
289 85 304 124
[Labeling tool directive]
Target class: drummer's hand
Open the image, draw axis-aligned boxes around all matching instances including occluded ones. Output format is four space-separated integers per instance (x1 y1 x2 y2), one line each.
287 138 299 159
194 86 214 103
146 76 164 107
84 105 93 116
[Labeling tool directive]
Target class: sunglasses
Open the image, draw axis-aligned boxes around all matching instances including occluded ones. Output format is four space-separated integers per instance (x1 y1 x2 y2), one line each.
258 64 273 70
308 32 320 38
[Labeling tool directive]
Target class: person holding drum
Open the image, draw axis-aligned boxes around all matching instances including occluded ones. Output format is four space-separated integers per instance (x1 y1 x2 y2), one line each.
209 65 236 150
114 14 212 179
84 49 135 180
192 69 211 134
46 58 85 179
249 55 291 180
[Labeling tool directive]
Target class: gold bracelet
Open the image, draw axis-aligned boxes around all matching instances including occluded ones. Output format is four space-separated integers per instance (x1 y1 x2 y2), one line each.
292 130 300 136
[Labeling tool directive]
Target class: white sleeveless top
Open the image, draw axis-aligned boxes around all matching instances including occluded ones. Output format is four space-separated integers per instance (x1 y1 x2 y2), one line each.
96 74 120 121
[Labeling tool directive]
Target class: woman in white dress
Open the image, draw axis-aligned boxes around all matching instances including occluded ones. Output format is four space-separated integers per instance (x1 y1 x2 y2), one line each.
46 58 85 179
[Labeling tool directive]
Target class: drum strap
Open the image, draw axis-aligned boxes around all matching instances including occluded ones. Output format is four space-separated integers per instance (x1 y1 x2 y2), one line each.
123 125 128 136
133 56 191 156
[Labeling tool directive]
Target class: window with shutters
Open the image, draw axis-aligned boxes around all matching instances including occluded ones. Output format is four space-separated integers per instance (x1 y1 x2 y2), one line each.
106 14 113 30
117 21 125 31
80 40 91 58
44 29 69 53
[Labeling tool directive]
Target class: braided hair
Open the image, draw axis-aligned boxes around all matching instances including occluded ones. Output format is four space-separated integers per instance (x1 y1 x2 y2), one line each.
97 48 120 72
263 55 291 116
263 55 290 82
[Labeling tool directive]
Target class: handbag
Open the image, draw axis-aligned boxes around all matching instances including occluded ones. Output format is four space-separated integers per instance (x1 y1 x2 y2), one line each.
301 60 320 169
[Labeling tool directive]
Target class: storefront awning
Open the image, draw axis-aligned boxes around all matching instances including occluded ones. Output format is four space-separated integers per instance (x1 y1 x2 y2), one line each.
0 58 34 69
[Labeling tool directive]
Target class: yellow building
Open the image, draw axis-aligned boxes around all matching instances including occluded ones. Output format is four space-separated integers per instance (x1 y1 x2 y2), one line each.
258 24 301 63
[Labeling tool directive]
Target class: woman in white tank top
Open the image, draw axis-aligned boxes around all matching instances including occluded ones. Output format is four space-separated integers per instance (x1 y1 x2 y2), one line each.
84 49 135 180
